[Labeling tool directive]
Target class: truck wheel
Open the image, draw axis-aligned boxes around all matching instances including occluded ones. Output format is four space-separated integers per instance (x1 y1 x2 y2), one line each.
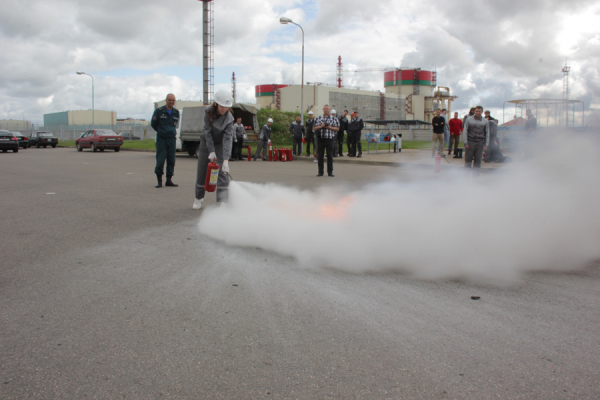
77 144 83 152
114 147 120 152
52 144 56 148
100 148 104 152
36 143 40 148
14 147 19 153
92 143 97 152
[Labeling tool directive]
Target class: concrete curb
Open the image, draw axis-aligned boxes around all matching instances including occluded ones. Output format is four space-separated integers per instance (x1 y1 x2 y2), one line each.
56 145 502 172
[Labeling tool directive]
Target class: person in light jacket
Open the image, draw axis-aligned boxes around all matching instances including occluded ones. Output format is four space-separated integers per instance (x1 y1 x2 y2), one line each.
253 118 272 161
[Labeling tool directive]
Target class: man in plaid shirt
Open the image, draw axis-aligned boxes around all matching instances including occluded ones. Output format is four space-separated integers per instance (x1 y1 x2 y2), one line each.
313 104 340 177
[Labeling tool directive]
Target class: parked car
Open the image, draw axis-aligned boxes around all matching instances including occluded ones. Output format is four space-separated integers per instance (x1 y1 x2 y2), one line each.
29 131 58 148
11 131 29 149
0 130 19 152
120 132 141 140
76 129 123 152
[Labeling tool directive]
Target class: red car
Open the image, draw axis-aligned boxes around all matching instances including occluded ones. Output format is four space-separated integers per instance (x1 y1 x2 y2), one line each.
76 129 123 152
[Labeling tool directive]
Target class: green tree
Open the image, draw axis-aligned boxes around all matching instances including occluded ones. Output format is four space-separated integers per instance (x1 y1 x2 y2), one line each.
257 108 301 145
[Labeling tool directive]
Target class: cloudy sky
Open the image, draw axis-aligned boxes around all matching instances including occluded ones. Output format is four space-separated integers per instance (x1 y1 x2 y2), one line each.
1 0 599 126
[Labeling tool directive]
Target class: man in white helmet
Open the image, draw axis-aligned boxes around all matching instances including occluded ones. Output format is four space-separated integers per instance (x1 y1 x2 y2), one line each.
193 89 234 209
253 118 272 161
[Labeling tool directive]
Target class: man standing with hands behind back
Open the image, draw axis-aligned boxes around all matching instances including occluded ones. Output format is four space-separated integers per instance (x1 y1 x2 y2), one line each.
151 93 179 188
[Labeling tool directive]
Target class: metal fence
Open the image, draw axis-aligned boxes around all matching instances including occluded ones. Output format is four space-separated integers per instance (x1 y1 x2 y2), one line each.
11 123 157 141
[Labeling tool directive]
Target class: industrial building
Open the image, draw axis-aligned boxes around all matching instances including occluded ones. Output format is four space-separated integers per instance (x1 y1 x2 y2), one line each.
255 69 457 123
0 119 31 131
43 110 117 126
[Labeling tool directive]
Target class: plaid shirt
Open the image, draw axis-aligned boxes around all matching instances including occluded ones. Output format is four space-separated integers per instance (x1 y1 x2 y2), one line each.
314 114 340 139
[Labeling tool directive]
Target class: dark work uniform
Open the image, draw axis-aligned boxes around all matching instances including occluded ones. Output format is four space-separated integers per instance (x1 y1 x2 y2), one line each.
305 117 315 155
336 115 348 156
151 105 179 177
289 121 305 156
347 116 364 156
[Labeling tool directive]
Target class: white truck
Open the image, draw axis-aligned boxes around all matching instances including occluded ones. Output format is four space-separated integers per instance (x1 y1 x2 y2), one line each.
179 103 260 157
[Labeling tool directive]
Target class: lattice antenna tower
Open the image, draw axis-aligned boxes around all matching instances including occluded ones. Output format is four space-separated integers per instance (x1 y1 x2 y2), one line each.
562 60 570 126
337 56 343 88
201 0 214 104
232 72 236 103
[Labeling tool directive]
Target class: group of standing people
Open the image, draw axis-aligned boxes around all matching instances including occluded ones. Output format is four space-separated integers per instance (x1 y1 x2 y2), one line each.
151 92 374 207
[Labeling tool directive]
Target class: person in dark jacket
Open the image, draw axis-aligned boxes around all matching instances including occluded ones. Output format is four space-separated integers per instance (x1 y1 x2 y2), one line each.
289 116 305 156
431 109 446 157
192 90 234 209
347 111 364 157
305 111 315 156
232 117 245 161
336 110 349 157
151 93 180 188
253 118 272 161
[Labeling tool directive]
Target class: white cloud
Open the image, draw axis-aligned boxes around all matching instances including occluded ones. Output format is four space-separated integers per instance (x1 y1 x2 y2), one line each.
0 0 598 126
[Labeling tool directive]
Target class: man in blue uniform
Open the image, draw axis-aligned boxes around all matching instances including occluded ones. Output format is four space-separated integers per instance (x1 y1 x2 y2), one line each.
151 93 179 188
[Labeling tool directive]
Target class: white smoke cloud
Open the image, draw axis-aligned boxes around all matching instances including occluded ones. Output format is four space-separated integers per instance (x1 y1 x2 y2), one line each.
198 132 600 284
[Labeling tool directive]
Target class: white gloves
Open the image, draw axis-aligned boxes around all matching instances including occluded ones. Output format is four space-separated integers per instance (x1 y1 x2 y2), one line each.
208 152 217 162
222 160 230 173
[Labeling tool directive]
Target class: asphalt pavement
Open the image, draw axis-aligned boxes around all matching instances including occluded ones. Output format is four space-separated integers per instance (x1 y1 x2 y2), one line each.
1 148 598 399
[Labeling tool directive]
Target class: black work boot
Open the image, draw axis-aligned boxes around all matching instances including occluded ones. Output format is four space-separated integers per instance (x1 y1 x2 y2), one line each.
165 176 178 187
155 174 162 188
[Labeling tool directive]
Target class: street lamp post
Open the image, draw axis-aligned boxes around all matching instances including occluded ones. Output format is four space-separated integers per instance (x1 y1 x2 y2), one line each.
76 71 94 129
280 17 304 152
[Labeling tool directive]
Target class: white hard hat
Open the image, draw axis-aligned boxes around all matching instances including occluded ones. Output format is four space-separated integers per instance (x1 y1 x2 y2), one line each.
267 118 273 123
214 89 233 108
308 111 313 115
331 109 337 114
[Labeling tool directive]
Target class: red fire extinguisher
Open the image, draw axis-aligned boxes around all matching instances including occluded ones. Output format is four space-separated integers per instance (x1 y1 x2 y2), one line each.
205 162 220 192
273 148 278 162
247 145 251 161
288 148 293 161
435 153 441 173
268 142 273 161
282 151 286 162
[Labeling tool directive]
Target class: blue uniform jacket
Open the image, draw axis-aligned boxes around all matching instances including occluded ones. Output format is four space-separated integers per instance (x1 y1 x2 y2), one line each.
151 106 179 139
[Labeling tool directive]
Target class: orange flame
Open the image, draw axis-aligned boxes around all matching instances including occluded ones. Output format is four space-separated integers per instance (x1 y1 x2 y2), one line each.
319 196 354 221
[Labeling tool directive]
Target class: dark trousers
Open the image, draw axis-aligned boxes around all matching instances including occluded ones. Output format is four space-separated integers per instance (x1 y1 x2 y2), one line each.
305 134 314 155
155 136 176 176
348 131 362 155
448 135 460 154
293 137 302 156
232 140 244 160
465 140 485 169
317 138 334 175
347 132 355 155
337 132 344 155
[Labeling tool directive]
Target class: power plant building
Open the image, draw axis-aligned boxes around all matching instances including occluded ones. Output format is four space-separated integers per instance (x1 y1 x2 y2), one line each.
256 69 456 122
